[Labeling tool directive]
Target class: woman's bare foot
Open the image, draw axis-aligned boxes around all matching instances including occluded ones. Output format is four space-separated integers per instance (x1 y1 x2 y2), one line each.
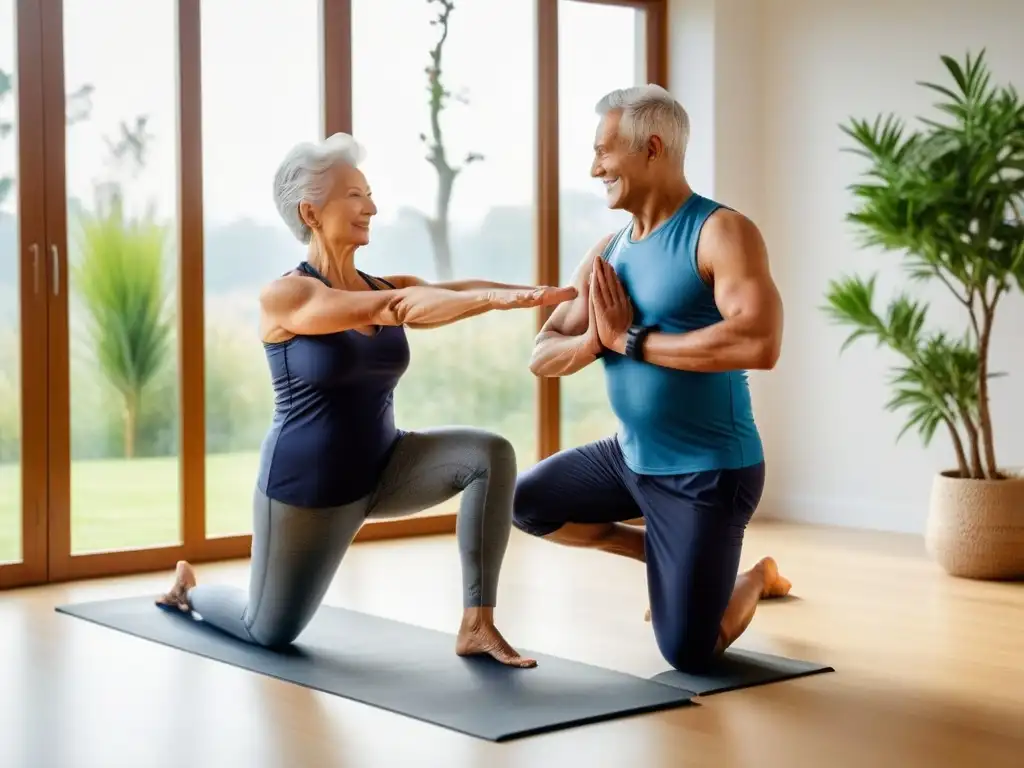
155 560 197 612
756 556 792 598
455 607 537 668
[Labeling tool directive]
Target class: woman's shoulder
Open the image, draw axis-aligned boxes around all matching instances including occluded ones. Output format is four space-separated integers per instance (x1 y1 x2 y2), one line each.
263 262 339 302
371 274 423 290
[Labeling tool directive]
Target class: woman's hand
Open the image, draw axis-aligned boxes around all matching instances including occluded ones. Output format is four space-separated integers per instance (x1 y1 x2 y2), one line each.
487 285 577 310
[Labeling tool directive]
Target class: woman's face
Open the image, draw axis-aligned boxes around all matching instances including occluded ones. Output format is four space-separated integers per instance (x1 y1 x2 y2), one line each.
304 164 378 248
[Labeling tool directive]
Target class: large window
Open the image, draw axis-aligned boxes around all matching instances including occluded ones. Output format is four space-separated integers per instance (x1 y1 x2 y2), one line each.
558 0 647 450
0 0 19 564
0 0 668 587
200 1 322 539
352 0 538 507
63 0 181 554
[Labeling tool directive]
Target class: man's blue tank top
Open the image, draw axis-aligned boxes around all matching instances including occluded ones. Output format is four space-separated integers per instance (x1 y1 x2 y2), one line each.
601 193 763 476
256 262 411 507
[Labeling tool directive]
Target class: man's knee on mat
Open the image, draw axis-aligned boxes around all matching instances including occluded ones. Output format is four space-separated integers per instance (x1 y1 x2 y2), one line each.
650 611 721 674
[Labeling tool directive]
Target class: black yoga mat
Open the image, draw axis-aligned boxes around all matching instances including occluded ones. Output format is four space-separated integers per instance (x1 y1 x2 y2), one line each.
55 596 695 742
650 647 834 696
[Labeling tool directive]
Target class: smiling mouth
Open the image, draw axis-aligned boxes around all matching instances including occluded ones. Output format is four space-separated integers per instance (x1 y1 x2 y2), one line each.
603 178 620 193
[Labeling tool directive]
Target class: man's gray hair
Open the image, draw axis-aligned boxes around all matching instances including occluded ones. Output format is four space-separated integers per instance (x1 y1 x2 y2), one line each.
595 84 690 162
272 132 366 243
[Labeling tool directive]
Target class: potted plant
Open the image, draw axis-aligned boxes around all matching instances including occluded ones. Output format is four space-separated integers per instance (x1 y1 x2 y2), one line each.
823 50 1024 580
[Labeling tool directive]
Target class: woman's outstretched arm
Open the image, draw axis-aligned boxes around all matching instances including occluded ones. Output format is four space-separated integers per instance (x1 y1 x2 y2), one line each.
260 274 575 336
377 274 568 329
383 275 539 293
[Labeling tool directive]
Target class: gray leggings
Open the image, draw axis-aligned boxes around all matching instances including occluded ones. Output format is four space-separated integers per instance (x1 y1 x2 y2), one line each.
185 427 516 648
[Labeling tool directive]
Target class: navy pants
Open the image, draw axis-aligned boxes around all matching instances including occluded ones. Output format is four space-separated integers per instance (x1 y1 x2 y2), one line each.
513 437 765 672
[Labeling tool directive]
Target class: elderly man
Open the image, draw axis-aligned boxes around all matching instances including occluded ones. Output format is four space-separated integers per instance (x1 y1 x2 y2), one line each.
513 85 791 673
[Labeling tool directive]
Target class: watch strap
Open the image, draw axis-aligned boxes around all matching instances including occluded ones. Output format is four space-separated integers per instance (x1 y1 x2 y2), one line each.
624 324 650 360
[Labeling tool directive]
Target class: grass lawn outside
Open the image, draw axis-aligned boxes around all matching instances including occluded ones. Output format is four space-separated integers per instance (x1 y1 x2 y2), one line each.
0 399 619 565
0 450 472 565
1 452 264 563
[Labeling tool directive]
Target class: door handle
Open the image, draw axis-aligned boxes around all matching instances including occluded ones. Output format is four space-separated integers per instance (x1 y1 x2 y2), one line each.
50 244 59 296
29 243 39 294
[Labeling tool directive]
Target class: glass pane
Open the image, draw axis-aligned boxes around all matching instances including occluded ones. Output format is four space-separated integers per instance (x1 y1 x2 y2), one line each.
353 0 537 516
64 0 181 553
0 0 21 564
201 1 321 539
558 1 645 450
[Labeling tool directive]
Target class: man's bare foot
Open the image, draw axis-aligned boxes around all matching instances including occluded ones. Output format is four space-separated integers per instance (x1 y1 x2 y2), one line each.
155 560 197 612
642 557 792 621
756 556 792 598
455 607 537 668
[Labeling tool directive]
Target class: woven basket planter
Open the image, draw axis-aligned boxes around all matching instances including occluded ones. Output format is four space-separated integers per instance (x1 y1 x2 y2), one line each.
925 469 1024 580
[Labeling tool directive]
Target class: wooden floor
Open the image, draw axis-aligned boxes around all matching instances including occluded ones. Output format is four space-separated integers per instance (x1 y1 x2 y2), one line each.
0 521 1021 768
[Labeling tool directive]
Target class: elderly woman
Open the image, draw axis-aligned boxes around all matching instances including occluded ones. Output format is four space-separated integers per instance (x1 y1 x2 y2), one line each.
156 133 574 668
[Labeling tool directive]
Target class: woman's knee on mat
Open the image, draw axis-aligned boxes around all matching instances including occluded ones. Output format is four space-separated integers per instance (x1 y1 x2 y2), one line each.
247 615 309 649
243 593 323 649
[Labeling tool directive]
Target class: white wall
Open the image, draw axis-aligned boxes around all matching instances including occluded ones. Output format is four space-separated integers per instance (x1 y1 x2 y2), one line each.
669 0 1024 533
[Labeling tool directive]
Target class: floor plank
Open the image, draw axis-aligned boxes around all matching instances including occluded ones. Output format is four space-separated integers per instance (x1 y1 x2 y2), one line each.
1 521 1021 767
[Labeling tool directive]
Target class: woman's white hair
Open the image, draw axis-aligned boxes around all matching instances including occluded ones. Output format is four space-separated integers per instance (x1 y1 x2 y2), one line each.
595 84 690 163
272 132 366 243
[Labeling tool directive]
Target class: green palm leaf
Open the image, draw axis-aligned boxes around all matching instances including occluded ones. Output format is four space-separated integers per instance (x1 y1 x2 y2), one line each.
824 50 1024 476
71 198 172 458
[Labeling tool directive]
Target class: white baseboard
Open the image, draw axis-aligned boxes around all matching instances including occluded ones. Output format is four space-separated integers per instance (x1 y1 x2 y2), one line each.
756 494 928 535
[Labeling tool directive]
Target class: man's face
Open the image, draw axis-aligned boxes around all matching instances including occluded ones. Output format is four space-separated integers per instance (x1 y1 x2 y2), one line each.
590 111 651 210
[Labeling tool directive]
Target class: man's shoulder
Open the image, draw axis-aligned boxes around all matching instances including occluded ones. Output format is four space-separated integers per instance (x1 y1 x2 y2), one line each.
691 205 768 280
699 207 763 253
703 203 754 232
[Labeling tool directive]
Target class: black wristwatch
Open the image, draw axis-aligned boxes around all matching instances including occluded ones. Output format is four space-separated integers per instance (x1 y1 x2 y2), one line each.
624 324 652 361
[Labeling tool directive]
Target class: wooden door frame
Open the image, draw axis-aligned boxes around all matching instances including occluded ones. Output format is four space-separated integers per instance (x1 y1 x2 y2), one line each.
535 0 668 463
35 0 261 582
0 0 50 589
39 0 71 581
562 0 668 90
